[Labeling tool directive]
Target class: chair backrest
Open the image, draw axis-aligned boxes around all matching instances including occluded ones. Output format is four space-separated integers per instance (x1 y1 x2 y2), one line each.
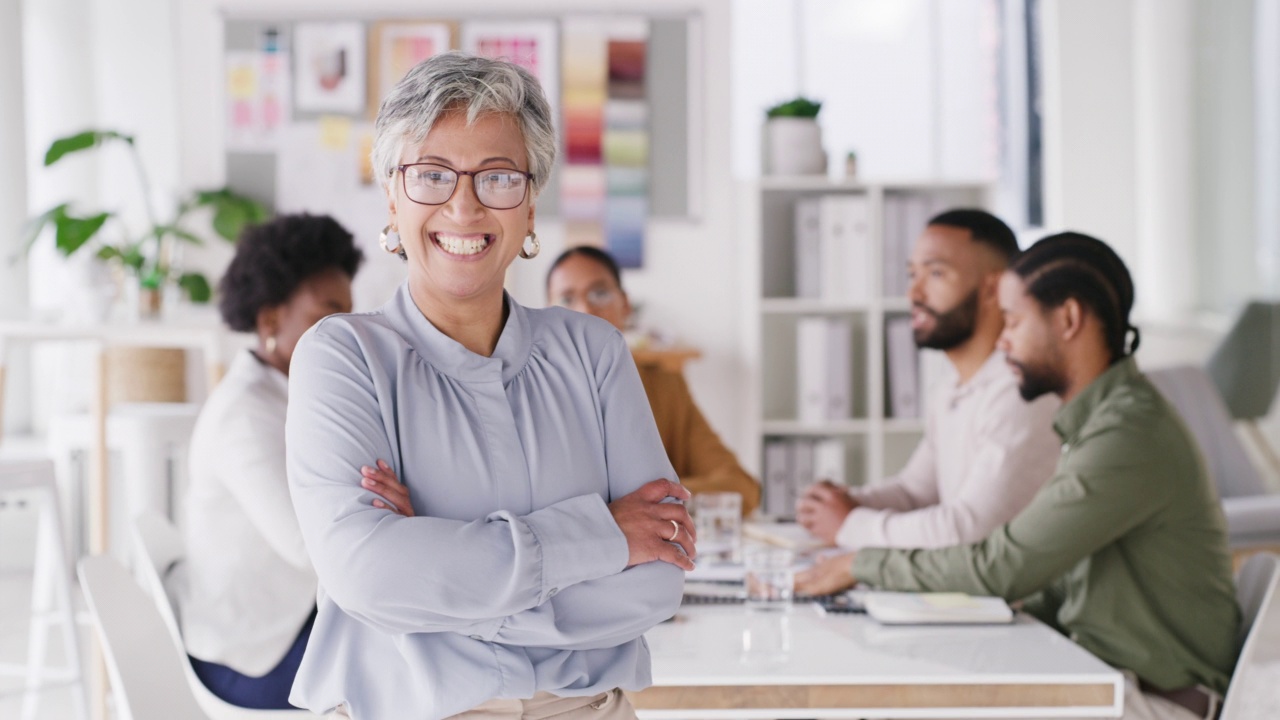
130 513 314 720
131 512 189 655
77 554 210 720
1145 366 1268 498
1221 552 1280 719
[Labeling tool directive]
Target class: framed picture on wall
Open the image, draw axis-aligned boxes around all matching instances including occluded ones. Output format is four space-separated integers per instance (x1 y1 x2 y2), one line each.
368 21 455 116
294 22 366 114
461 21 559 116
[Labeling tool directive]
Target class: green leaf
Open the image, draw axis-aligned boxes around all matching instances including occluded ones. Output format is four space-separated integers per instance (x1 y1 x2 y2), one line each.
20 204 67 253
191 187 268 241
96 246 123 261
156 224 204 245
212 202 250 242
53 209 110 256
139 269 165 290
178 272 213 303
44 130 134 166
120 245 146 271
242 197 269 224
765 98 823 119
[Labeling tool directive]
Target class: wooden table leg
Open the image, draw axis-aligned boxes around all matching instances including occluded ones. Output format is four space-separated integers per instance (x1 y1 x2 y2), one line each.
90 348 109 720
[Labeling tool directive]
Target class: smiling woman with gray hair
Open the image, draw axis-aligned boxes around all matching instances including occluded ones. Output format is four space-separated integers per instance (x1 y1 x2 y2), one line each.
283 52 692 720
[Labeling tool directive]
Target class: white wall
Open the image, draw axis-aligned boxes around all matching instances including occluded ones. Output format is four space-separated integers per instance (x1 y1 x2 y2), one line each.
1 0 29 435
1040 0 1138 266
1041 0 1265 322
46 0 996 457
1258 0 1280 296
1 0 27 317
1194 0 1259 314
171 0 749 454
1133 0 1196 324
732 0 998 183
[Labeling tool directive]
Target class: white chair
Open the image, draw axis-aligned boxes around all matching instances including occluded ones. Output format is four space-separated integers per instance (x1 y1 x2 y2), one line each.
76 554 210 720
0 458 89 720
1221 552 1280 718
131 512 313 719
1147 366 1280 547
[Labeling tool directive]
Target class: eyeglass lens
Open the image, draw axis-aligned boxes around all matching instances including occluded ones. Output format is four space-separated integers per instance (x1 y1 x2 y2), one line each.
402 164 529 210
554 287 619 309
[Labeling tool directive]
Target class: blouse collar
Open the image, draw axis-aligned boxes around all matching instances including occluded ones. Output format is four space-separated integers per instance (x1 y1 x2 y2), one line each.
387 283 532 384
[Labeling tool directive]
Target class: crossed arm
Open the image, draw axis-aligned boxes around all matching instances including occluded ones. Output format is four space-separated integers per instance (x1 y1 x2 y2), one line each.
286 324 693 649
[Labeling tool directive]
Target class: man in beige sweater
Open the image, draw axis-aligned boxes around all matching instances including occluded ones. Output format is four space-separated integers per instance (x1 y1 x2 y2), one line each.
796 209 1059 549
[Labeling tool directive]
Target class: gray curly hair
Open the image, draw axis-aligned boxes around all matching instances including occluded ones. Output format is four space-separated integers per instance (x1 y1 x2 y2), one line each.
371 51 557 198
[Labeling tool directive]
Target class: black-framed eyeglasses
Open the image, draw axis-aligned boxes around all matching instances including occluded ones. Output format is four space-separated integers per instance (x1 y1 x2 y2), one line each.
396 163 534 210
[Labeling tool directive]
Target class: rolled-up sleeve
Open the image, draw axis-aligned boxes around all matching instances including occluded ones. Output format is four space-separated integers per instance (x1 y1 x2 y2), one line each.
286 323 632 637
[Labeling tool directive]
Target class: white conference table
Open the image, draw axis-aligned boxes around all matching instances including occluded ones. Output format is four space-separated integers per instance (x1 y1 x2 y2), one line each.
629 603 1123 719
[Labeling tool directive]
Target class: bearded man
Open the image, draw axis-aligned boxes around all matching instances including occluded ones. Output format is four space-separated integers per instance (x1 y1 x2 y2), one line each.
797 209 1059 550
797 232 1239 720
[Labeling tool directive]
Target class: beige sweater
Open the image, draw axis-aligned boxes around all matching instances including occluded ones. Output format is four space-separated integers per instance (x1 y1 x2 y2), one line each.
636 361 760 515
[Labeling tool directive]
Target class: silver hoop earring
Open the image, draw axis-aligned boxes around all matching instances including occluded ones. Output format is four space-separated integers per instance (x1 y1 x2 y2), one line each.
519 231 540 260
379 225 401 254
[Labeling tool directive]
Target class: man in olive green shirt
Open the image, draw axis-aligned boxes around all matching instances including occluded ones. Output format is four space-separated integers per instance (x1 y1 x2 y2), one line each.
797 232 1240 719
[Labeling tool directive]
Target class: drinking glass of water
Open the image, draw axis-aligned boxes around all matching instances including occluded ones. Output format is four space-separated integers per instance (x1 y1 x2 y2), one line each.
744 546 795 612
693 492 742 564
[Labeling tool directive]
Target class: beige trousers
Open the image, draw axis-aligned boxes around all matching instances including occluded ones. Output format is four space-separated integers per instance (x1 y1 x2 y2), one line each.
989 671 1216 720
332 689 635 720
1115 672 1217 720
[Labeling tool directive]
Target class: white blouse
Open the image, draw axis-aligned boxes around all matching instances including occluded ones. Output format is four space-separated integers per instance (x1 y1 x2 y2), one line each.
180 349 317 675
285 286 684 720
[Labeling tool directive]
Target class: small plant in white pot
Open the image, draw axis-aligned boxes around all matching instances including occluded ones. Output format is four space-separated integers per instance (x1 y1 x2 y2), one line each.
764 97 826 176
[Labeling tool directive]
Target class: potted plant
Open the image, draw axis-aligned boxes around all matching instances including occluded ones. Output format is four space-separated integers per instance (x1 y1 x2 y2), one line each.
764 97 827 176
22 129 267 318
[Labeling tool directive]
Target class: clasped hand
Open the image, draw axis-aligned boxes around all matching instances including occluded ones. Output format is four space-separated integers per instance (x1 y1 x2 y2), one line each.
609 479 697 571
795 480 857 544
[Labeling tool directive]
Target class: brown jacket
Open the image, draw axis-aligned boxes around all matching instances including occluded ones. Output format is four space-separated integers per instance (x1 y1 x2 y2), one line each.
636 361 761 515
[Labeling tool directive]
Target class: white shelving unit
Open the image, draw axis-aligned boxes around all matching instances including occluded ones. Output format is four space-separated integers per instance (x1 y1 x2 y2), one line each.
738 178 990 514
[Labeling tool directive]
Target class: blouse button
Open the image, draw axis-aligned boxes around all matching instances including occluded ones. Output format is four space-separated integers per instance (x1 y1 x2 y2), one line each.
549 587 559 597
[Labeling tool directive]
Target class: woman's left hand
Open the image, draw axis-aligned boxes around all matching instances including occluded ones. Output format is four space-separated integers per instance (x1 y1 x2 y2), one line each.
361 460 416 517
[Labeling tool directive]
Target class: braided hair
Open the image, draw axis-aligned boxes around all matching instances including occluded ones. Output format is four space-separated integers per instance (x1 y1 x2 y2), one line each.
1009 232 1141 363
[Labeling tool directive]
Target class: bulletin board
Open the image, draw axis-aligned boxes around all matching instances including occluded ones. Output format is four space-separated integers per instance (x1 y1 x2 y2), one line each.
221 14 698 272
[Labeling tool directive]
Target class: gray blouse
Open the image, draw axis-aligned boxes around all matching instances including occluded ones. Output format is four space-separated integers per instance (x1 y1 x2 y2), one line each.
284 284 684 719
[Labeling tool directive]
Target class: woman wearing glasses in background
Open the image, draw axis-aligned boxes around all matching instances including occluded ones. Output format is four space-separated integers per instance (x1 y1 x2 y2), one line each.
546 247 761 516
284 52 692 720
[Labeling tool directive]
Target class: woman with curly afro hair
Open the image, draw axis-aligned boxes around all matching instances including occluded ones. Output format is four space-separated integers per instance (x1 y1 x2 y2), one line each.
178 213 414 709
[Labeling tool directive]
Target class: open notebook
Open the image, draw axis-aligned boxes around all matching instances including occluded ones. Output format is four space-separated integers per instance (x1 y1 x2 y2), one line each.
862 592 1014 625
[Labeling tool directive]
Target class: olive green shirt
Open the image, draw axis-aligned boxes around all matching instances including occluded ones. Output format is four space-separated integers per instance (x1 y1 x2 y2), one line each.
853 357 1240 693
